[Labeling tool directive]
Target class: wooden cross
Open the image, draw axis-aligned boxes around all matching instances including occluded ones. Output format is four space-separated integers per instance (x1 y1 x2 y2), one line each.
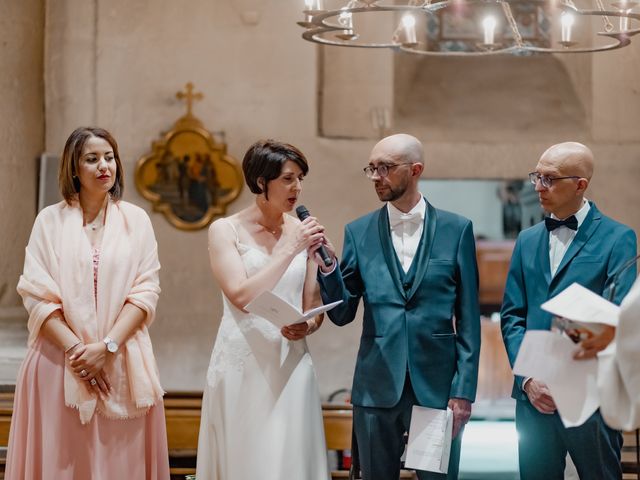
176 82 203 116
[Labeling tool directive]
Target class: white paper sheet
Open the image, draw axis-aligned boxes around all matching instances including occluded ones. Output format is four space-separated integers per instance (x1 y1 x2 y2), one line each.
513 330 599 427
541 282 620 327
405 406 453 474
244 290 342 328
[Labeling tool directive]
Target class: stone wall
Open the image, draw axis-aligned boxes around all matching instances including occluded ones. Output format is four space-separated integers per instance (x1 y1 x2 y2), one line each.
0 0 44 381
2 0 639 397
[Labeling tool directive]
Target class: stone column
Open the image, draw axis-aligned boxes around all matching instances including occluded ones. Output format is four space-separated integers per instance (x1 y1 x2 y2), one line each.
0 0 45 383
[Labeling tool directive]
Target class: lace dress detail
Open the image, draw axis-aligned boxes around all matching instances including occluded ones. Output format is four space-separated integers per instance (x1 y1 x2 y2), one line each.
205 242 306 388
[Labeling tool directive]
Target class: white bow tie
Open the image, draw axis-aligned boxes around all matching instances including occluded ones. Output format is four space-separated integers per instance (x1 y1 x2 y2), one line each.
389 210 423 228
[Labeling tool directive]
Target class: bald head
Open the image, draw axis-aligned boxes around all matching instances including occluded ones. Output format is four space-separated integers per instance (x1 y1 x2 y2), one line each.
371 134 424 166
539 142 594 180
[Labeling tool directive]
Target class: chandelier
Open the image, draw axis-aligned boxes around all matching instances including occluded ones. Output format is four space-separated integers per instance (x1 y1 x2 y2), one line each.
298 0 640 54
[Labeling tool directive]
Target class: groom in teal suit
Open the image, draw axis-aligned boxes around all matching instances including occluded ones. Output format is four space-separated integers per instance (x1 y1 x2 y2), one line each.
501 142 637 480
315 134 481 480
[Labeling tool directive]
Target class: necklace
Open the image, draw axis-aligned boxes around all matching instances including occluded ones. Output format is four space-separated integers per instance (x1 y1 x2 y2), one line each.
84 203 107 231
86 219 103 231
256 221 282 236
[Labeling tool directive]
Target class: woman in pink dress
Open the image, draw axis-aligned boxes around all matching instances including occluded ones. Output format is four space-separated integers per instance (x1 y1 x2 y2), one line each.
6 127 170 480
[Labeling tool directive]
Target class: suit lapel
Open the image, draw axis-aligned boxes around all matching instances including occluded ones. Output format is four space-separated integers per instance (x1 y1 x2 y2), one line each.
407 201 436 301
551 203 601 283
377 205 406 298
536 225 552 287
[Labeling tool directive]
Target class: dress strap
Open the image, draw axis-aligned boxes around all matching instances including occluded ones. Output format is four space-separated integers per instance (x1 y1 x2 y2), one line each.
227 220 240 245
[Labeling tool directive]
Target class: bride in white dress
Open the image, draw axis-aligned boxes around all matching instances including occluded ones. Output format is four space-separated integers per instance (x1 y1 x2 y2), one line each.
196 140 330 480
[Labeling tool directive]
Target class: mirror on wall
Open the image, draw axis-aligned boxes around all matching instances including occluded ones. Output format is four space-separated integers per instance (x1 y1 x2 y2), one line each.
419 179 544 241
420 178 544 312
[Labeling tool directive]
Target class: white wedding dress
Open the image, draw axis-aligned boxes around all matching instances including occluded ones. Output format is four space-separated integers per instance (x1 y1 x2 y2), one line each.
196 232 329 480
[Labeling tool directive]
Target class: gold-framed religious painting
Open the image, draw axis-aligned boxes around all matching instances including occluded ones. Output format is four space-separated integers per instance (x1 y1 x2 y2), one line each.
135 83 243 231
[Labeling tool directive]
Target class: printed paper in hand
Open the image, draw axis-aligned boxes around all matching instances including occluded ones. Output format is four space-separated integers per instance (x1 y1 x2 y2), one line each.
513 330 599 427
244 290 342 328
405 406 453 474
541 282 620 329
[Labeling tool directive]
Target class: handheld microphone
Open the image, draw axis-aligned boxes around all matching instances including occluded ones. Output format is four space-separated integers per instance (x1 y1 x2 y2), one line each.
607 253 640 301
295 205 334 268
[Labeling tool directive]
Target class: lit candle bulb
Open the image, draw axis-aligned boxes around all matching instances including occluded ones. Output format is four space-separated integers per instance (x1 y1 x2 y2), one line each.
339 7 353 35
483 16 497 45
304 0 323 13
401 14 417 45
297 0 316 27
561 12 575 43
619 0 629 31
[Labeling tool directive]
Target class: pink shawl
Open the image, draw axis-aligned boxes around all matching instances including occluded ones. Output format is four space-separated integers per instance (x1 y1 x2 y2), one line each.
17 199 164 424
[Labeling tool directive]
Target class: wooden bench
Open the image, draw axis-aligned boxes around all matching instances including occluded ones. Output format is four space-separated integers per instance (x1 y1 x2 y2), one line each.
1 390 414 479
164 392 202 478
0 391 13 480
622 429 640 479
322 404 416 479
2 387 636 480
0 389 200 479
0 392 12 450
164 397 417 479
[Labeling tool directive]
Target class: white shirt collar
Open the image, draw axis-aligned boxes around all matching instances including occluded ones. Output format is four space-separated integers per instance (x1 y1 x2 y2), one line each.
387 196 426 225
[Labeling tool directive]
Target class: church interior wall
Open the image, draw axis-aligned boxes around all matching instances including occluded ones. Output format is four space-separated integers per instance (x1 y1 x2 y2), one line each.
0 0 44 316
0 0 44 382
1 0 638 398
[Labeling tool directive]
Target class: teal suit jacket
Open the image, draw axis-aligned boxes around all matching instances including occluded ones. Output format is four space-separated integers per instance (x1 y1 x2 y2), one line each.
319 201 481 409
501 202 638 400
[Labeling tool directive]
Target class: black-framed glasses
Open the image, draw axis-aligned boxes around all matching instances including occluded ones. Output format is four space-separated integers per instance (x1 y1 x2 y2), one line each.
363 163 407 179
528 172 581 189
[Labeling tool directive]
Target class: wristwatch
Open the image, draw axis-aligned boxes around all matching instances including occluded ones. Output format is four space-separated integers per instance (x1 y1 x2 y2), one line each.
102 336 119 353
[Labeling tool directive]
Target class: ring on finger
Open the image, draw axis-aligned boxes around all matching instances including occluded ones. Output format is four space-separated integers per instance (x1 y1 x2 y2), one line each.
90 378 97 386
80 369 88 378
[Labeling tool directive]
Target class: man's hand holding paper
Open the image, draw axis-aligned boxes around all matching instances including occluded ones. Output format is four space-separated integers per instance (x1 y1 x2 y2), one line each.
447 398 471 438
513 330 600 427
405 406 454 474
543 282 619 359
573 325 616 359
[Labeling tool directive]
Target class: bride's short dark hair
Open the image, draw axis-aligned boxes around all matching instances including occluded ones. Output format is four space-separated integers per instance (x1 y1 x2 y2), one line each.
242 140 309 199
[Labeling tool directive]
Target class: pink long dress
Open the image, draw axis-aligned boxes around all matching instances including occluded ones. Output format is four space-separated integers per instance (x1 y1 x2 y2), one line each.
5 248 170 480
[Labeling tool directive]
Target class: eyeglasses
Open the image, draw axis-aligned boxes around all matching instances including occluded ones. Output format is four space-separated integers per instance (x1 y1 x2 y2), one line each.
363 163 408 179
528 172 581 189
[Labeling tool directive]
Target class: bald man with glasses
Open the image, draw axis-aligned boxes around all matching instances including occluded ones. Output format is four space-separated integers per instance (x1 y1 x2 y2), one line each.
314 134 481 480
501 142 637 479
